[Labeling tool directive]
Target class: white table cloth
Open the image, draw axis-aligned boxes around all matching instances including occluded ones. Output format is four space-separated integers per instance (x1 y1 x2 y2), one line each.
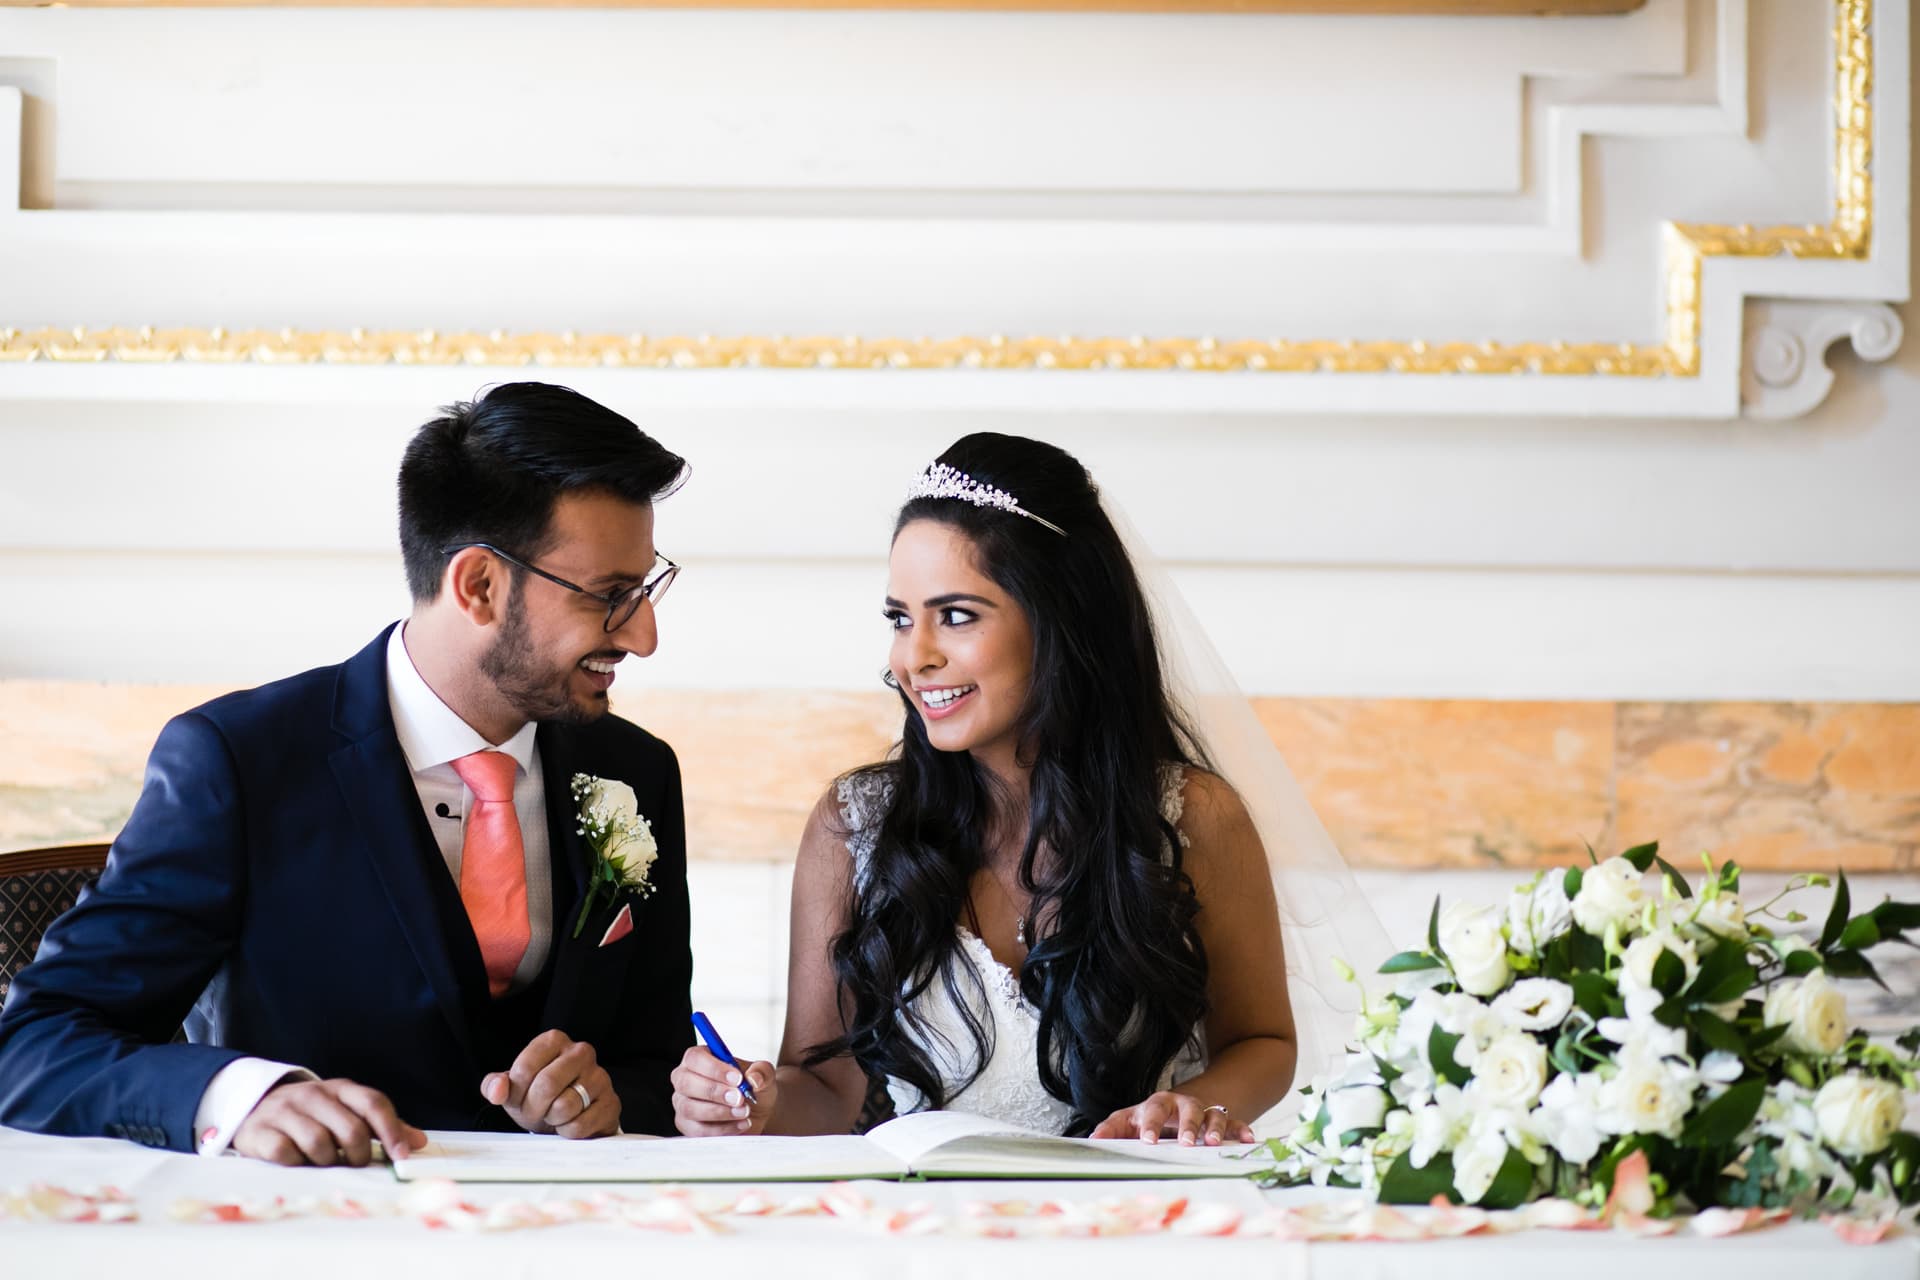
1 1126 1914 1280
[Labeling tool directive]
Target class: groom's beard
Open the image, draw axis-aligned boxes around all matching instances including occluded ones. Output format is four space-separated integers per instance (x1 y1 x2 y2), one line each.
479 591 604 726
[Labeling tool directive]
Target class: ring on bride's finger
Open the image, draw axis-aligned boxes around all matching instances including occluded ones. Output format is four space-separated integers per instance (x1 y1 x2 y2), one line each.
1202 1104 1229 1117
571 1082 593 1111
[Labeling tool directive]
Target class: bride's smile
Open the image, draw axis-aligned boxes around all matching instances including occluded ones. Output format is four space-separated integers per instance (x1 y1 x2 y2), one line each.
882 518 1034 774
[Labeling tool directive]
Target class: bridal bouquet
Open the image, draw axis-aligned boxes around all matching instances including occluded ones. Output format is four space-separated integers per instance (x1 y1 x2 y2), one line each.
1260 844 1920 1222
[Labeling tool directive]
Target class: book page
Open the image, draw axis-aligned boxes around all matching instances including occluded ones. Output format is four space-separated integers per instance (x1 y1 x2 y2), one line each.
393 1130 907 1183
863 1112 1257 1179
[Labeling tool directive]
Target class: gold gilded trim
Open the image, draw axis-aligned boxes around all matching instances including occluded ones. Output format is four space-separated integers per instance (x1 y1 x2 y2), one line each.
0 0 1874 376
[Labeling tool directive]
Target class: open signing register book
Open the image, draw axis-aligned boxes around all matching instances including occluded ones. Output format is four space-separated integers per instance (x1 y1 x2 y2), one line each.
394 1110 1257 1183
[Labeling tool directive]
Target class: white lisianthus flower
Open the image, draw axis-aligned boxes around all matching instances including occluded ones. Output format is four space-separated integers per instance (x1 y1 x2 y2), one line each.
1469 1032 1548 1110
1619 929 1700 996
1814 1075 1905 1158
1597 1047 1696 1139
1572 856 1648 938
1690 891 1748 940
1698 1051 1744 1085
1409 1085 1473 1170
1597 988 1686 1060
1325 1084 1391 1136
1492 978 1574 1032
1451 1130 1510 1205
581 776 640 827
1439 902 1512 997
1505 874 1574 958
1762 969 1849 1056
1535 1071 1606 1164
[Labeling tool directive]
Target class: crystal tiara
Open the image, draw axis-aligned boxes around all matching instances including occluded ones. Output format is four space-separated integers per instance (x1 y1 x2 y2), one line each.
904 462 1068 537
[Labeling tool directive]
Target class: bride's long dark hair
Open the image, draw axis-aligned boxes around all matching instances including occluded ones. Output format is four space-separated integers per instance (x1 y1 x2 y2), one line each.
806 433 1214 1134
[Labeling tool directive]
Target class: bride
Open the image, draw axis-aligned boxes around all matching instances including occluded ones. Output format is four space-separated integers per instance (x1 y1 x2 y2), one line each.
671 432 1376 1144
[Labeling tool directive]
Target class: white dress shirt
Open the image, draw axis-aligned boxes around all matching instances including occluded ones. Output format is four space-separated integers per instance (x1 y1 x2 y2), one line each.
192 622 553 1155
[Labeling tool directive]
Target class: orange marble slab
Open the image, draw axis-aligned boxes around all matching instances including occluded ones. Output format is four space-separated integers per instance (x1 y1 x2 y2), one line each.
1255 698 1613 870
2 680 1915 872
1615 703 1920 872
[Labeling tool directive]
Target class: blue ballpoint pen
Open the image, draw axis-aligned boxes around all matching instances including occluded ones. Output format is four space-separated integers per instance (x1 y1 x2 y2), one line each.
691 1010 758 1105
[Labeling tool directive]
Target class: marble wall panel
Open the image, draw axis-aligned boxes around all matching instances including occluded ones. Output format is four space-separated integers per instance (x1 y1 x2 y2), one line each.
1614 702 1920 872
3 680 1916 873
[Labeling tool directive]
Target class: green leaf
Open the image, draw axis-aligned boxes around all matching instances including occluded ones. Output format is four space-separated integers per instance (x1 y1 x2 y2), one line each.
1869 901 1920 935
1839 915 1882 950
1380 950 1444 974
1429 1025 1471 1087
1652 853 1695 899
1747 1023 1790 1052
1688 944 1757 1005
1824 948 1888 990
1822 870 1853 951
1693 1010 1746 1055
1570 971 1617 1018
1783 949 1821 977
1563 866 1584 899
1480 1147 1538 1210
1620 842 1660 872
1379 1151 1460 1206
1428 896 1444 956
1652 948 1687 996
1679 1078 1764 1147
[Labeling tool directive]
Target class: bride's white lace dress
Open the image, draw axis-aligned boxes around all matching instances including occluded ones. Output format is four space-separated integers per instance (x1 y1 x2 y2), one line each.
836 766 1207 1134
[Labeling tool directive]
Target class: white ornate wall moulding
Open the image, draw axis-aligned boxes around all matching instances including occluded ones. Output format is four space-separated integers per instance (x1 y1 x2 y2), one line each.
0 0 1907 418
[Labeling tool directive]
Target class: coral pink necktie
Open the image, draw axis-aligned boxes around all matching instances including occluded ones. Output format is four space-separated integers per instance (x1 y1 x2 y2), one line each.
450 750 530 998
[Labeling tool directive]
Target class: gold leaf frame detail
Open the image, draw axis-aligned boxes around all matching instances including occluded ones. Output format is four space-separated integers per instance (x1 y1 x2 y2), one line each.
0 0 1873 375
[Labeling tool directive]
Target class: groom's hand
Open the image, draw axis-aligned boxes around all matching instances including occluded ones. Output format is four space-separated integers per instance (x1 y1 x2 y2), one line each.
481 1029 620 1138
670 1046 776 1136
232 1078 427 1167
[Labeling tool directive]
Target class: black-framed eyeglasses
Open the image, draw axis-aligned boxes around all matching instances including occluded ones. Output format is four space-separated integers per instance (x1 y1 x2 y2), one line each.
443 542 679 633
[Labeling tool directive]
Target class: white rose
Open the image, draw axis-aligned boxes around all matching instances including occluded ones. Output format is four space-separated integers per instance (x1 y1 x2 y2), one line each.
1469 1032 1548 1110
583 777 640 826
1620 929 1700 996
1325 1084 1390 1136
1598 1050 1693 1139
1506 874 1574 957
1813 1075 1905 1158
1439 902 1512 997
1572 857 1648 938
1763 970 1849 1057
1492 978 1574 1032
606 824 658 876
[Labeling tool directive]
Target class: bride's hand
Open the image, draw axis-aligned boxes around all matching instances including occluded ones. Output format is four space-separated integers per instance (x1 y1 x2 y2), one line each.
670 1046 777 1136
1089 1091 1255 1146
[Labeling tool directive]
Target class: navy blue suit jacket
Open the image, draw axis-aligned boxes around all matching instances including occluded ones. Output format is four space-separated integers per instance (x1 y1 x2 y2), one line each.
0 627 694 1150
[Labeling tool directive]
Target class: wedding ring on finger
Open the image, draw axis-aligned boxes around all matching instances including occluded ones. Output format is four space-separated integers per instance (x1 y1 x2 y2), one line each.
1202 1105 1229 1121
571 1082 593 1112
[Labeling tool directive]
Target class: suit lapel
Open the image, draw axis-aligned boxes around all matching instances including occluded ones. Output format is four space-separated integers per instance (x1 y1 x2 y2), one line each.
327 626 486 1069
538 726 626 1034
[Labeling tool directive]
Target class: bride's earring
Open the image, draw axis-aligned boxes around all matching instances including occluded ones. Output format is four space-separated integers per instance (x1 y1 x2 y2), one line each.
881 668 901 690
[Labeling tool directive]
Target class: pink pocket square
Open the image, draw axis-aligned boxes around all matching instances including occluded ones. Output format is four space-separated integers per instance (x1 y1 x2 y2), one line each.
598 903 634 948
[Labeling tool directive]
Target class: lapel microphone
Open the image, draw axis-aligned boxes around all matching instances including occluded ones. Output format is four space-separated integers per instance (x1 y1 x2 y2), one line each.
433 802 461 821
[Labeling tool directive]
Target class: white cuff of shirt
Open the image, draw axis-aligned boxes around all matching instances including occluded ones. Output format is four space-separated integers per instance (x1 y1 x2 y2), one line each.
193 1057 318 1156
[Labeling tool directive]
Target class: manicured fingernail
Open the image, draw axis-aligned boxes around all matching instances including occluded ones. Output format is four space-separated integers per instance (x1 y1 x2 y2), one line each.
726 1071 741 1085
1180 1132 1195 1146
732 1105 748 1118
726 1090 742 1106
737 1120 751 1131
1144 1133 1158 1144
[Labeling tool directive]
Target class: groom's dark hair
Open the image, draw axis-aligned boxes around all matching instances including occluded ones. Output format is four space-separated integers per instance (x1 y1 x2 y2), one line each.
397 382 687 602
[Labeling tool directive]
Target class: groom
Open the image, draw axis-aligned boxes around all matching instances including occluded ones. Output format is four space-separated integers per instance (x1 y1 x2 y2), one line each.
0 382 695 1164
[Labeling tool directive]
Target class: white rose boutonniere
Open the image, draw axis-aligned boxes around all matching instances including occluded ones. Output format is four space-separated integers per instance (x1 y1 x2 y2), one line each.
570 772 659 938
